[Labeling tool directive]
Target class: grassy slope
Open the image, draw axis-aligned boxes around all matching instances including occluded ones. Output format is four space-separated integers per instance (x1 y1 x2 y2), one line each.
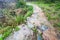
31 1 60 30
0 4 33 40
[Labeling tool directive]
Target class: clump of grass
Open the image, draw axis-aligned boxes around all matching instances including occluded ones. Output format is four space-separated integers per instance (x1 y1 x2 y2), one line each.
15 15 24 25
0 26 13 39
46 13 51 21
24 6 33 20
24 11 33 20
27 6 33 11
0 26 20 39
2 28 13 39
54 22 60 27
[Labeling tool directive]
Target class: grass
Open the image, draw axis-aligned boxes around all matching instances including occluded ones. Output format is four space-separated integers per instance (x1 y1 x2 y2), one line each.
54 22 60 27
2 28 13 39
16 0 26 8
0 26 20 40
15 15 24 24
24 6 33 20
0 0 33 39
15 6 33 24
14 26 20 31
0 34 3 40
0 26 12 40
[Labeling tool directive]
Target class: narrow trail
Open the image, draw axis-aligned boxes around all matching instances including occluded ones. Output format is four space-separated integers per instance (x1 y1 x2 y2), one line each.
26 3 52 28
5 3 58 40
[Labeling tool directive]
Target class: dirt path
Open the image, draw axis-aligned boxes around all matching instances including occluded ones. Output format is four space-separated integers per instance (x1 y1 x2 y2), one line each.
26 3 52 27
5 3 58 40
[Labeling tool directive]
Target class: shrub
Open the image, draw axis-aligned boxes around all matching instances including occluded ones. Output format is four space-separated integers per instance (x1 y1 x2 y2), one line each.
16 0 26 8
27 6 33 11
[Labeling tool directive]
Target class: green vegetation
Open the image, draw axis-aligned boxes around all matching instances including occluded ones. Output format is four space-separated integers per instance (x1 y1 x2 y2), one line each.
16 0 26 8
14 26 20 31
0 0 60 40
2 27 13 39
0 0 33 39
0 26 12 40
15 15 24 24
54 22 60 27
0 35 3 40
24 6 33 20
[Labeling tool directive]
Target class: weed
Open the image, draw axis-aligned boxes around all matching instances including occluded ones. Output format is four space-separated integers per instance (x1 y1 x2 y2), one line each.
14 26 20 31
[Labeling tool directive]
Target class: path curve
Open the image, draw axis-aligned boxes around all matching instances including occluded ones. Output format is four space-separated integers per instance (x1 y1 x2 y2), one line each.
27 3 58 40
5 3 58 40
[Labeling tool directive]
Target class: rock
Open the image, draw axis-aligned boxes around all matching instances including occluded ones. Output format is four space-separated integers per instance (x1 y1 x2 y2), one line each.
41 25 48 31
37 34 42 40
42 29 58 40
27 22 34 29
5 24 33 40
